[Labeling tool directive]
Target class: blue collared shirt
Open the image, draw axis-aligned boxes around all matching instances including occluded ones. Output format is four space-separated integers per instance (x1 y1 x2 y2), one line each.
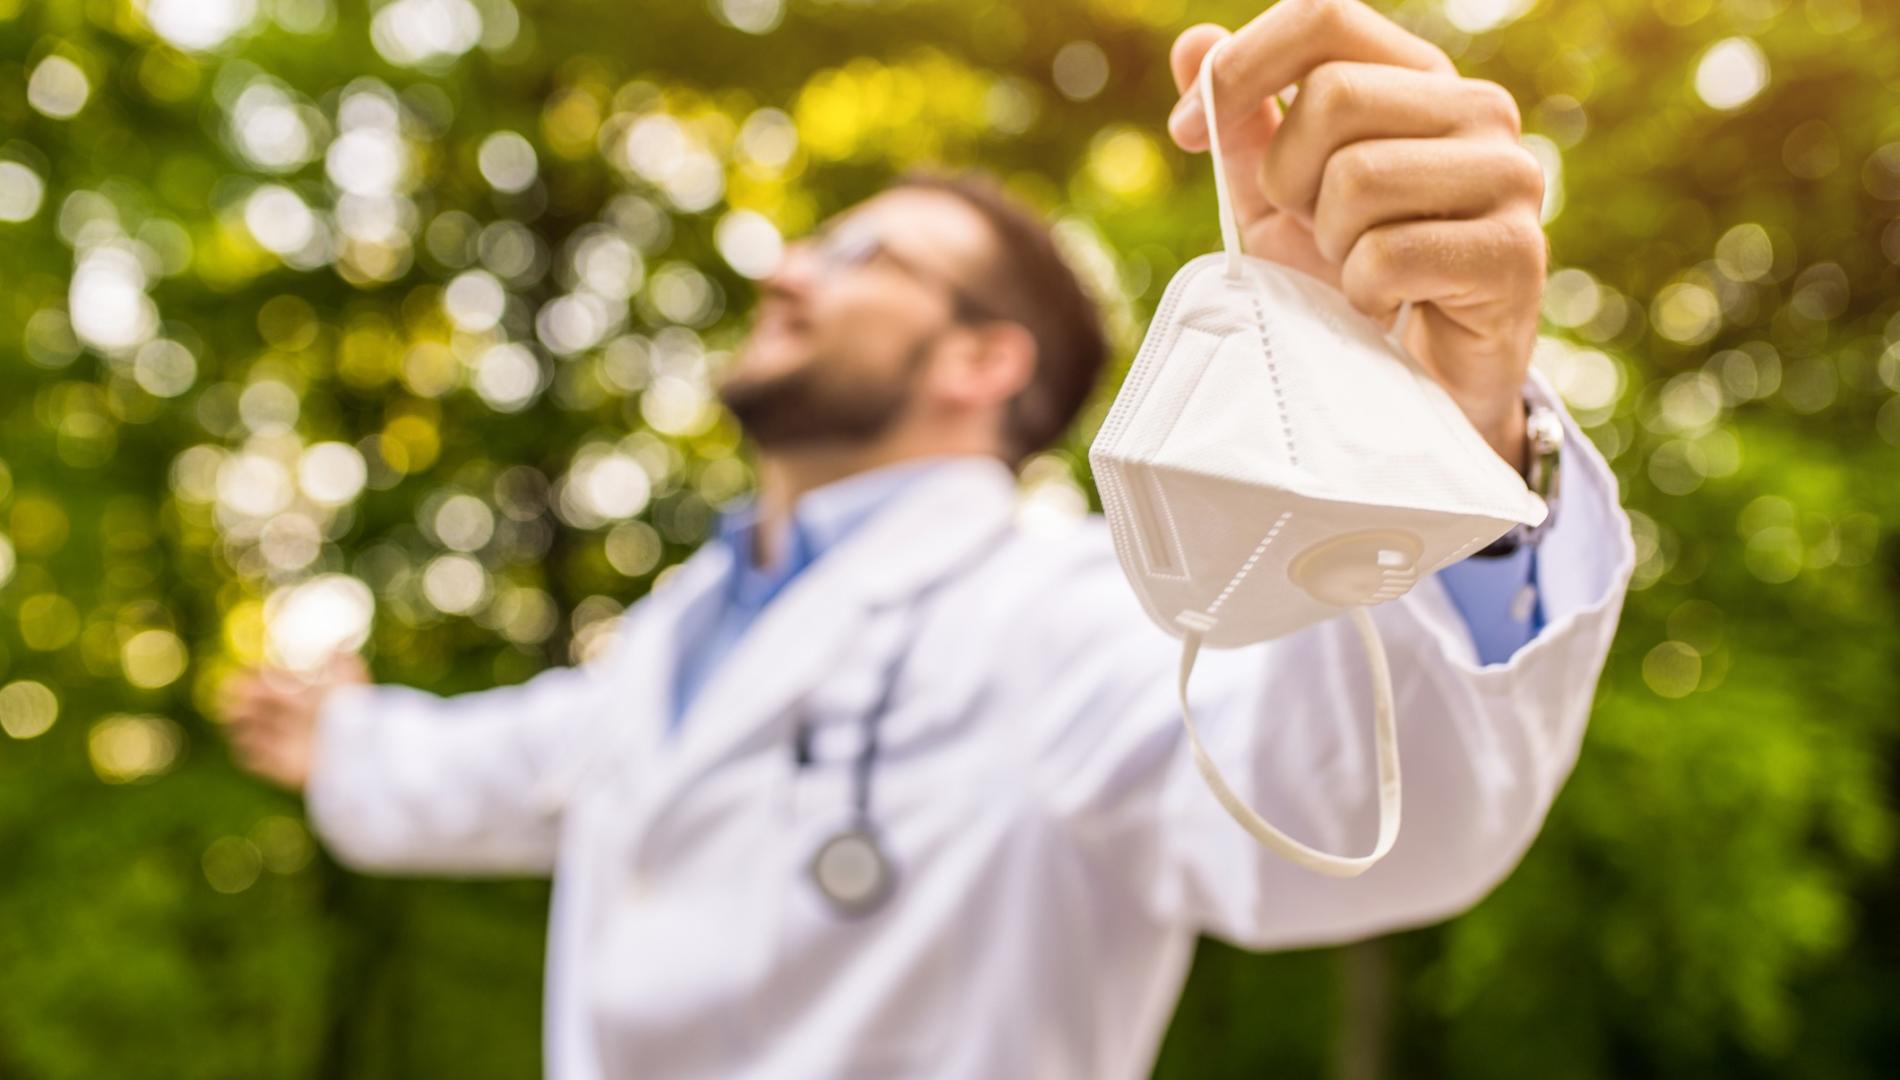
669 458 956 728
670 459 1544 727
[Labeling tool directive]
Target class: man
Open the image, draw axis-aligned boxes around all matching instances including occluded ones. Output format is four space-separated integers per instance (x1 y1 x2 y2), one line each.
224 6 1633 1077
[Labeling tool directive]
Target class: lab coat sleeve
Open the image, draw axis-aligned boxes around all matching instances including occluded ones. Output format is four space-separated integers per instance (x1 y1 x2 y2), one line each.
1037 381 1635 950
304 625 633 877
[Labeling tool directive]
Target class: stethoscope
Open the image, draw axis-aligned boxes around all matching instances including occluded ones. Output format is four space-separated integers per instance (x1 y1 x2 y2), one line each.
791 629 910 919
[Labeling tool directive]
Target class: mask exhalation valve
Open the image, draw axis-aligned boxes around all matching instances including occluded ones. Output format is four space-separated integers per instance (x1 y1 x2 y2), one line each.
1286 529 1426 608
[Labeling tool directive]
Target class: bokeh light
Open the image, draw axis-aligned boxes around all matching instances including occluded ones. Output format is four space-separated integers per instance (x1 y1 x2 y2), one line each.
88 714 183 783
1052 41 1109 102
263 574 375 672
715 0 784 35
0 680 58 740
1443 0 1533 34
422 553 489 614
714 210 783 279
477 131 539 194
27 56 90 119
472 343 544 411
370 0 488 68
0 162 47 223
122 629 189 690
1695 37 1769 111
142 0 258 52
68 247 159 353
244 184 320 256
297 441 368 506
445 269 508 331
203 835 264 893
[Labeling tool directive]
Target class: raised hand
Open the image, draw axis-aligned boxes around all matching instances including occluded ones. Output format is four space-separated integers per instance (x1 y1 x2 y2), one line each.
1165 2 1547 468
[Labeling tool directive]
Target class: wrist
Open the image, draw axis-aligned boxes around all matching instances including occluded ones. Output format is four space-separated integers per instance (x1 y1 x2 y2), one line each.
1470 393 1563 558
1448 371 1532 473
1480 405 1530 475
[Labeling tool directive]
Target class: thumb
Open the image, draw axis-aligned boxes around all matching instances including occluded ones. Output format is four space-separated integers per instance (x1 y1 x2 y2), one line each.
1166 24 1229 151
324 648 370 686
1168 23 1229 94
1166 24 1285 159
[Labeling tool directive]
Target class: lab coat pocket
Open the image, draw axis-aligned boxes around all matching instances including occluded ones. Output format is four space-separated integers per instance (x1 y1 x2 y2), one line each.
586 773 788 1077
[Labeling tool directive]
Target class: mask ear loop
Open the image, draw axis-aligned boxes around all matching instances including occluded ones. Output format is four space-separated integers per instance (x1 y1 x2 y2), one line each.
1175 609 1401 878
1196 36 1416 349
1198 35 1246 284
1176 39 1404 878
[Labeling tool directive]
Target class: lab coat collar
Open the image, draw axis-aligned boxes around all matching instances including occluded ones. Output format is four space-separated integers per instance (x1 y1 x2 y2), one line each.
639 454 1020 810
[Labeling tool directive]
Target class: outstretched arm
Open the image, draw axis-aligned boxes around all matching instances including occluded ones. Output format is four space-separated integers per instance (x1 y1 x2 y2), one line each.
221 633 632 877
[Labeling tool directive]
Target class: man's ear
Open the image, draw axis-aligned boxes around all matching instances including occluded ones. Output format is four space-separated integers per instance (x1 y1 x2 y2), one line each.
934 321 1036 411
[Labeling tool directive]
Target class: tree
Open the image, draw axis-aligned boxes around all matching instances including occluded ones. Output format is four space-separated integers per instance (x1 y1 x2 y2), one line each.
0 0 1895 1075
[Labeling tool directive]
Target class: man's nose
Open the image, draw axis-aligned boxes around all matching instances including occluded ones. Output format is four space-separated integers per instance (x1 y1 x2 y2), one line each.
760 238 820 301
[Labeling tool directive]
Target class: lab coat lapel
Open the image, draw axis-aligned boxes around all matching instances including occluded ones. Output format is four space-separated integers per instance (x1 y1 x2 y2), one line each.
604 541 737 783
650 457 1021 807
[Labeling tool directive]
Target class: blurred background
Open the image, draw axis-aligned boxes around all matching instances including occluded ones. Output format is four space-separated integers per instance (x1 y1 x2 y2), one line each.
1 0 1897 1076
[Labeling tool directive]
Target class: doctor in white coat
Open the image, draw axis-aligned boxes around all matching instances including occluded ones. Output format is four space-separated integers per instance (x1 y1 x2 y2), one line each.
224 5 1635 1077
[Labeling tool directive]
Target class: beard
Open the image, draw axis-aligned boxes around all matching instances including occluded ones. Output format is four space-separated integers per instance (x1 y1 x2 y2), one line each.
718 333 932 450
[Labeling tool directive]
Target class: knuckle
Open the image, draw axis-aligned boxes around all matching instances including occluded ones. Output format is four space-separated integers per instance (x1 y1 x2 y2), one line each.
1422 43 1460 76
1464 78 1523 137
1257 153 1294 214
1323 143 1383 204
1499 214 1548 271
1303 62 1359 121
1310 205 1348 263
1209 49 1240 102
1299 0 1355 32
1352 228 1403 280
1500 144 1546 201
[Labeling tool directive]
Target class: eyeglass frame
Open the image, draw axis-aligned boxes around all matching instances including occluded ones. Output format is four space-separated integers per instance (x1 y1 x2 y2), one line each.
796 219 1007 326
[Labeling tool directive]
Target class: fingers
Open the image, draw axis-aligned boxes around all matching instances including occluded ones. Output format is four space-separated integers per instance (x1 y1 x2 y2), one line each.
223 675 290 721
1310 138 1545 264
324 649 369 686
1167 24 1250 146
1264 64 1523 216
219 659 347 794
1171 0 1453 149
229 731 310 792
1168 23 1283 232
227 704 314 791
1243 211 1338 287
1168 24 1228 96
1339 214 1546 329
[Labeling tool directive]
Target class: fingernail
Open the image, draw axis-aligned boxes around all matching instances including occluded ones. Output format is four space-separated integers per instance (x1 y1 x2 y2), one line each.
1168 94 1205 145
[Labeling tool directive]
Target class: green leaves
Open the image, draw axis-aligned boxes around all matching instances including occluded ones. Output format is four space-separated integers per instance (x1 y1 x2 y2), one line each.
1 0 1897 1076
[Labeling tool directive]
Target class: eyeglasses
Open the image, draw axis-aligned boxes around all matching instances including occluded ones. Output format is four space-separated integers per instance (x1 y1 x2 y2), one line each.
803 221 1003 325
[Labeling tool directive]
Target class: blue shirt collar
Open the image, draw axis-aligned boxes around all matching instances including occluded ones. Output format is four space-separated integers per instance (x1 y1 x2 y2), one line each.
712 455 970 612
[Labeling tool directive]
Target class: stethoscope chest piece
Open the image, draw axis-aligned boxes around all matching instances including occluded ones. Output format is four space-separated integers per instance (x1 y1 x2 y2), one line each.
809 823 896 918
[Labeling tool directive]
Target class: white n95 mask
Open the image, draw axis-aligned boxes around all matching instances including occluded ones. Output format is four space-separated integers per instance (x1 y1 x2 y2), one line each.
1088 37 1547 877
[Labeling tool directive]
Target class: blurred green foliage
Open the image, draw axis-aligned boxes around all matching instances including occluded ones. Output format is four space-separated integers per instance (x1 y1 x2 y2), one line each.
1 0 1897 1076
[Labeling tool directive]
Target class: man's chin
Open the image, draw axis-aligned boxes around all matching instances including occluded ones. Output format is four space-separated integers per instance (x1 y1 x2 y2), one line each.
718 362 910 450
722 342 813 391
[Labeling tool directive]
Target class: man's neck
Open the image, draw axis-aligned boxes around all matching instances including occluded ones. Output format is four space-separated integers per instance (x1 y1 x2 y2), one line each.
749 439 991 569
749 447 894 569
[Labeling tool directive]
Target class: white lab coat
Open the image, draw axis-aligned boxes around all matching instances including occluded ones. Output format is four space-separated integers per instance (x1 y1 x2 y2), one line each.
307 379 1634 1080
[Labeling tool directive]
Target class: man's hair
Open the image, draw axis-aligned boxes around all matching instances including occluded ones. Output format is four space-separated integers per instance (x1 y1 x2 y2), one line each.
892 170 1108 466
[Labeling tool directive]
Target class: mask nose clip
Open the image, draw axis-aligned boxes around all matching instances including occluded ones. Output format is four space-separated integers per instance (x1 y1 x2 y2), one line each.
1286 529 1425 608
